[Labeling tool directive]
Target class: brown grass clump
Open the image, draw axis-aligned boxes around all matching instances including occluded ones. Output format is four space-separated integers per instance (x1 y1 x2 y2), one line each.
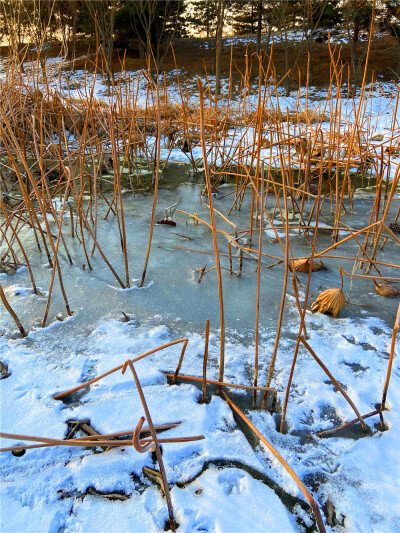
291 258 326 273
246 107 283 123
311 288 346 317
375 282 400 298
287 108 330 124
385 146 400 155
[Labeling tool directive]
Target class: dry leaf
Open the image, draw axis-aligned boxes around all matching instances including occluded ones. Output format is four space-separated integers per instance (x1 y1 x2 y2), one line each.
157 219 176 226
296 182 318 200
375 283 400 298
311 288 345 317
385 146 400 155
291 258 326 273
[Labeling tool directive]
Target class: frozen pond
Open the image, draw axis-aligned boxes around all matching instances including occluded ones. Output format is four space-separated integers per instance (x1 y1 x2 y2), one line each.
1 168 399 532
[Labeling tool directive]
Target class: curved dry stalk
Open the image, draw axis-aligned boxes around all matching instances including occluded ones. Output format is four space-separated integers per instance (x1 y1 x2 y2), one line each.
222 390 326 533
132 416 156 453
53 338 189 400
122 359 176 531
381 303 400 413
298 336 367 431
0 283 27 337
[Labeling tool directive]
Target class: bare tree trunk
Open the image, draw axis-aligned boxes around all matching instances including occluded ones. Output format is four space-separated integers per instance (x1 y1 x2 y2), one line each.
351 15 361 90
256 0 263 54
87 1 117 85
215 0 225 96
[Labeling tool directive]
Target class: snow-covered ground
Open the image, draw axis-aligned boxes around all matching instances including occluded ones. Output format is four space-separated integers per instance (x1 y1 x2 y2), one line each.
0 291 399 532
1 48 400 532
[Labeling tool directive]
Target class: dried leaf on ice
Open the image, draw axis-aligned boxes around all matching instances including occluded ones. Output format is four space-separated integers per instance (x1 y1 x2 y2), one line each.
375 283 400 298
157 219 176 226
311 288 345 317
388 222 400 235
291 258 326 273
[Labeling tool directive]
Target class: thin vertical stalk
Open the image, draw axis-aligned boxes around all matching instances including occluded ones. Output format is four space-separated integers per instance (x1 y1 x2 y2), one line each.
202 319 210 403
197 78 225 385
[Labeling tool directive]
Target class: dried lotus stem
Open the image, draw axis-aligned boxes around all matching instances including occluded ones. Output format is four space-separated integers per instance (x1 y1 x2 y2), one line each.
54 338 189 400
0 284 27 337
222 390 326 533
381 303 400 414
298 336 367 431
202 319 210 403
122 359 176 531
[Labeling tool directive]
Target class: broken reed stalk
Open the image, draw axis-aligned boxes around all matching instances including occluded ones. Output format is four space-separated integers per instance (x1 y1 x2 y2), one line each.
202 319 210 403
298 336 367 431
171 339 189 384
0 283 27 337
380 302 400 415
110 106 130 288
263 162 291 395
197 78 225 386
221 390 326 533
42 169 72 327
0 432 205 453
277 154 325 424
315 409 381 439
122 359 176 532
53 338 189 400
140 72 161 287
0 203 37 294
165 373 277 401
253 163 264 407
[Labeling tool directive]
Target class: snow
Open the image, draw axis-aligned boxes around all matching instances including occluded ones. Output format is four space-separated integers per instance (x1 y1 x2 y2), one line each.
1 42 400 533
0 286 399 532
